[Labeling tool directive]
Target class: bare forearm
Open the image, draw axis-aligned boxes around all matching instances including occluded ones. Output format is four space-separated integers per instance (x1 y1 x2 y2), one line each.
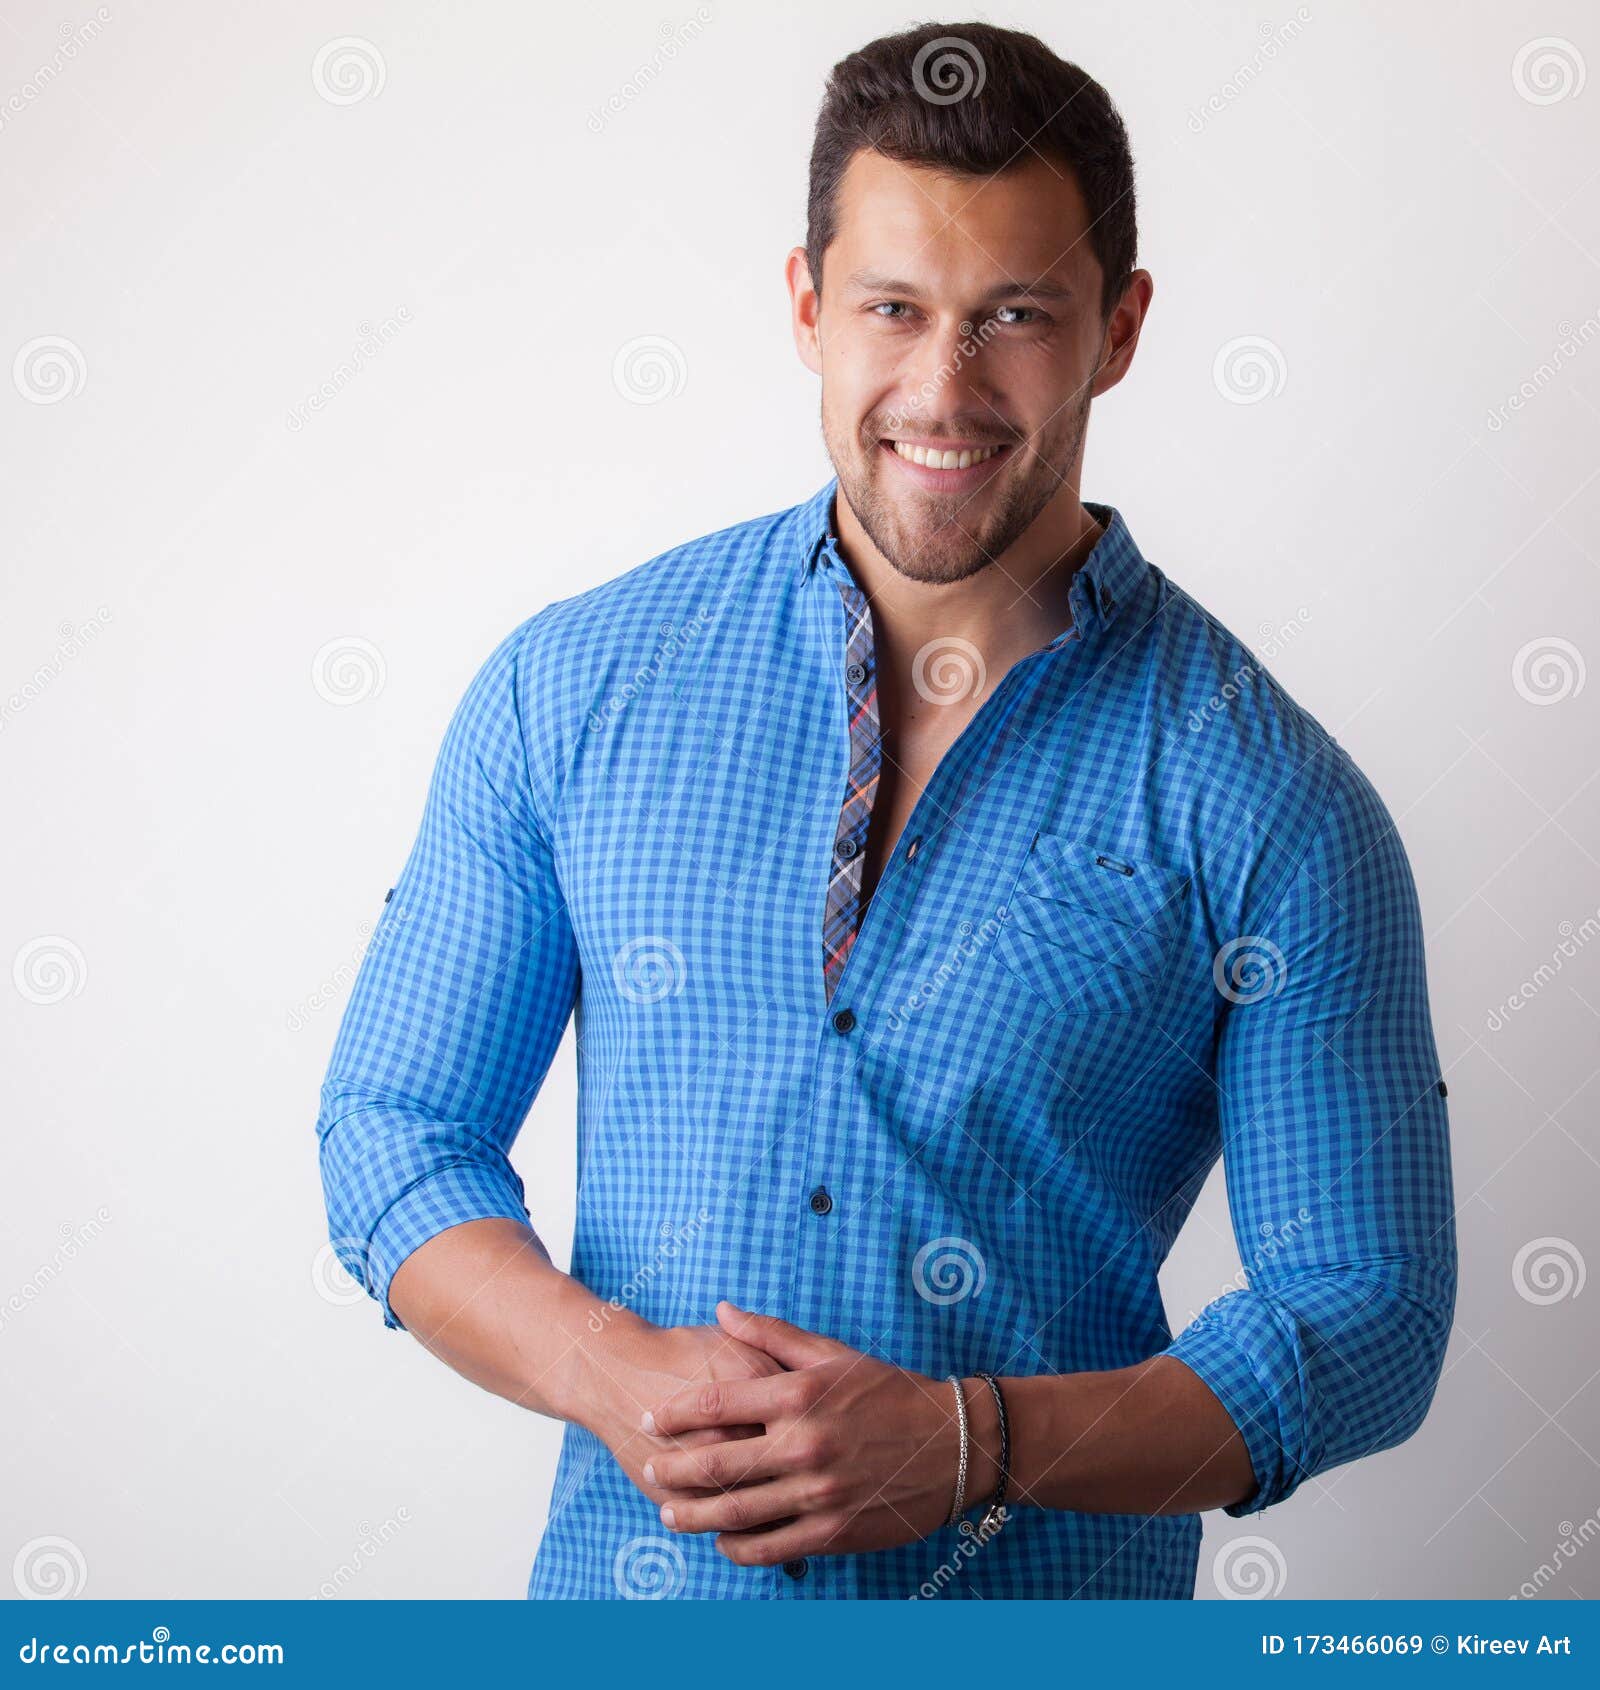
385 1219 783 1510
386 1216 631 1426
963 1357 1255 1517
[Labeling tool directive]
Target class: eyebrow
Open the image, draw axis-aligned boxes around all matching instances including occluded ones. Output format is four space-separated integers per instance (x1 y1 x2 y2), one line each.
844 269 1075 304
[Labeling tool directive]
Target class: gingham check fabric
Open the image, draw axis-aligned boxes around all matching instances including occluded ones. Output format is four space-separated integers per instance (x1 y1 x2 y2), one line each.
315 479 1457 1600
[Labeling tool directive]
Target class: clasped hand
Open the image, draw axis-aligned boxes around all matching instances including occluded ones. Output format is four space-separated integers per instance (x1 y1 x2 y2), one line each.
632 1300 970 1567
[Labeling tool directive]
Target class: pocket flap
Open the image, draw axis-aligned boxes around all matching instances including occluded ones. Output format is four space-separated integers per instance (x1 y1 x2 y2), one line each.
1022 834 1190 940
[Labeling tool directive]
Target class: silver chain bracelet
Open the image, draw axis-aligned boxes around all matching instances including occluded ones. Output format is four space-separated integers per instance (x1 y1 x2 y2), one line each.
945 1373 970 1525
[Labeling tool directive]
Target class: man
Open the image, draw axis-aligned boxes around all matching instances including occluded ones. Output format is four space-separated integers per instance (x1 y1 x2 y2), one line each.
316 21 1456 1599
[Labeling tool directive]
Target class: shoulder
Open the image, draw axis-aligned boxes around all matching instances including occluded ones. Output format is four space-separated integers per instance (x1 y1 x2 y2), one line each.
464 490 813 819
1135 568 1408 929
503 494 804 677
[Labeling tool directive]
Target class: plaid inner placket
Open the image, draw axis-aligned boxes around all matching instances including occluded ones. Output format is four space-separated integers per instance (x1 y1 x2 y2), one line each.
820 570 883 1003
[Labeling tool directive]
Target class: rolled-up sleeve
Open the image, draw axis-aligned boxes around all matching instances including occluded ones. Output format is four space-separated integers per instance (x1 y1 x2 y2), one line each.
315 619 579 1329
1165 749 1457 1514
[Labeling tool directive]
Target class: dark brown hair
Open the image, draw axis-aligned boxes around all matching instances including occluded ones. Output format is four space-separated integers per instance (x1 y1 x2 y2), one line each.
806 22 1138 320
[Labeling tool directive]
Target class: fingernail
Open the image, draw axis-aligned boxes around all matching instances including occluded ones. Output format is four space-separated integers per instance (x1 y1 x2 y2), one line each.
640 1410 655 1433
661 1506 676 1530
643 1461 656 1484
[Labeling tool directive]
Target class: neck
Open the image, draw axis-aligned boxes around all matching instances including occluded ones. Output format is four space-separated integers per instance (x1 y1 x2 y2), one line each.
833 485 1105 680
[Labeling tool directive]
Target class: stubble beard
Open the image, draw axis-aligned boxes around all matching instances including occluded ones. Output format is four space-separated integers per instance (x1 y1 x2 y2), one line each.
824 383 1092 586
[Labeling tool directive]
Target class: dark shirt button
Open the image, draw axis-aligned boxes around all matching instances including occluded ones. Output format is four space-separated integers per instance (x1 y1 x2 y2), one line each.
837 837 859 861
904 836 921 861
384 887 395 904
1100 586 1115 613
831 1007 855 1034
846 662 867 687
783 1558 809 1579
808 1187 832 1215
1437 1079 1448 1098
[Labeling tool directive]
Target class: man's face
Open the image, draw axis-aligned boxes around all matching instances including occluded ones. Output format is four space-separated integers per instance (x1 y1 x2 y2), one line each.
796 149 1119 584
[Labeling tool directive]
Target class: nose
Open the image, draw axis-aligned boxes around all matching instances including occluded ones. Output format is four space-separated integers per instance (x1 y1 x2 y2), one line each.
897 315 991 427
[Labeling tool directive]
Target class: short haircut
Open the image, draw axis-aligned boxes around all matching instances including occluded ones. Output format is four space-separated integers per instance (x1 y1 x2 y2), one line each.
806 22 1138 320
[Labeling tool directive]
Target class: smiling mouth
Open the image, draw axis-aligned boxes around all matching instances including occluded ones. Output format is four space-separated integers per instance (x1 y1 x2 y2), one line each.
879 438 1014 478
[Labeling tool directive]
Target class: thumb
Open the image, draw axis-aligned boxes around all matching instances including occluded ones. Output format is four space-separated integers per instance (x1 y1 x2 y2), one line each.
716 1300 849 1368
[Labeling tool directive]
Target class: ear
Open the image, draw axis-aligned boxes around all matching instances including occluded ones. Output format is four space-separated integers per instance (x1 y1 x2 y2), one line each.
1090 268 1154 400
786 246 823 376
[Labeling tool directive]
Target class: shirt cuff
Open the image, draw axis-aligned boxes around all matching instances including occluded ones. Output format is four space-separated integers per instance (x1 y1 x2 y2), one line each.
365 1161 530 1330
1162 1293 1320 1516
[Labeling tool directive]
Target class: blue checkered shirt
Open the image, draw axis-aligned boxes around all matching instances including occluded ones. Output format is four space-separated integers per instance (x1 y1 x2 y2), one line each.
316 479 1457 1599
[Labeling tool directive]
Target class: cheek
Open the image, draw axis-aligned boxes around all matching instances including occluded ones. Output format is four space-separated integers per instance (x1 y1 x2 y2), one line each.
825 327 904 393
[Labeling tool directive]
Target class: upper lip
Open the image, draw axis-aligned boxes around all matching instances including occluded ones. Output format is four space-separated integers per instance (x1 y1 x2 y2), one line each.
881 436 1010 450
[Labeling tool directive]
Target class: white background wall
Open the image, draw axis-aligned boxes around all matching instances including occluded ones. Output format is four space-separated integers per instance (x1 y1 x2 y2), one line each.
2 0 1596 1601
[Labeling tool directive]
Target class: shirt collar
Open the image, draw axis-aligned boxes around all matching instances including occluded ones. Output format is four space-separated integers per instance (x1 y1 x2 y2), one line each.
795 477 1148 642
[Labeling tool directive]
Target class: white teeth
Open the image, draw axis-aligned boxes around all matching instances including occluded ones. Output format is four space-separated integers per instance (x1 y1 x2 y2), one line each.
891 441 1000 469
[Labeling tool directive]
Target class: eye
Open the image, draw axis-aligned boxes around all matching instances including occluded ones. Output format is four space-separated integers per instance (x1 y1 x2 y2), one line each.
993 305 1040 326
871 301 912 320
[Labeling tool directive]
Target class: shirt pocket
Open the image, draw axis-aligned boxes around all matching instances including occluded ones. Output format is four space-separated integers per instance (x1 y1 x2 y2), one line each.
992 833 1191 1015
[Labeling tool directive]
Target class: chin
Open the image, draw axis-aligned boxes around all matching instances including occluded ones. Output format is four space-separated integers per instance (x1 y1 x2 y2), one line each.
880 520 995 585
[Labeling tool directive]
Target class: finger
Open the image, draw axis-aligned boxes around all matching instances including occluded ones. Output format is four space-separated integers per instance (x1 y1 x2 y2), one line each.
643 1373 794 1437
663 1477 818 1536
644 1433 789 1493
672 1422 765 1448
715 1301 854 1369
715 1516 835 1568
